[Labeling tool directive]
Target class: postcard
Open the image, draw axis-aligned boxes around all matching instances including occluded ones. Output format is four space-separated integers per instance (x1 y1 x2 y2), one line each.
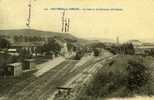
0 0 154 100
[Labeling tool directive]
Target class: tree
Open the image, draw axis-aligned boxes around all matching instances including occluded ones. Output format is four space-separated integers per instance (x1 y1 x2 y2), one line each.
127 60 151 90
67 42 76 52
43 38 61 56
74 50 84 60
0 37 10 49
121 43 135 55
93 48 100 56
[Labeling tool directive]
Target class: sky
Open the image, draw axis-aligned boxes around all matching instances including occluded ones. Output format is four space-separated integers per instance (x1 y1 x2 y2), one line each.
0 0 154 42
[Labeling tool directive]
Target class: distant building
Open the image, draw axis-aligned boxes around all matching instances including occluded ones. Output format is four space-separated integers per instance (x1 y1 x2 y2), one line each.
128 40 142 48
6 62 22 77
11 42 44 56
22 59 36 70
7 49 19 56
132 42 154 55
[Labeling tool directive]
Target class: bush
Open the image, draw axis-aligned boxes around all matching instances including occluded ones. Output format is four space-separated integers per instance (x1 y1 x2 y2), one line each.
126 60 151 91
74 51 84 60
83 55 153 99
93 48 100 56
0 37 10 49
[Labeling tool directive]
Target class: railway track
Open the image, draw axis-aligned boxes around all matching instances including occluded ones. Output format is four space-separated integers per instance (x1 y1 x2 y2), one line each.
5 54 113 100
7 61 74 100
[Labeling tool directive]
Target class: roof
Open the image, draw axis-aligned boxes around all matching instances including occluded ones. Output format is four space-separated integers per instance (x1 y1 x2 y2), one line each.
24 59 35 62
7 62 21 66
128 40 142 45
128 40 141 42
142 43 154 46
8 49 16 52
12 42 44 47
137 46 154 49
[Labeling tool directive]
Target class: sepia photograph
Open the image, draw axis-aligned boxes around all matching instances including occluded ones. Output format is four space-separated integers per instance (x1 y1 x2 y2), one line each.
0 0 154 100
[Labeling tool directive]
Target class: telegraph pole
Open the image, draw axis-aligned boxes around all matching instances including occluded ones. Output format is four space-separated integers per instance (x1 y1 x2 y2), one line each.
64 18 67 32
67 18 70 32
61 11 70 32
26 0 32 29
61 10 65 32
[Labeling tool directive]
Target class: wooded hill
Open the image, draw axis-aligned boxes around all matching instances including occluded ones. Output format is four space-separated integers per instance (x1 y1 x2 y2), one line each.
0 29 91 47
